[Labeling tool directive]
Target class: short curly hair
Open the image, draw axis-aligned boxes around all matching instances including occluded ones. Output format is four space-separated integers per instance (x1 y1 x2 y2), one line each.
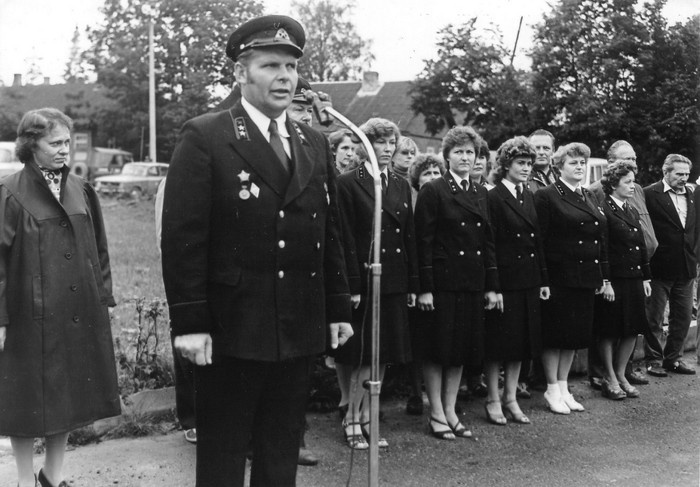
441 126 481 162
493 136 536 183
552 142 590 170
409 153 445 191
15 108 73 164
600 162 636 195
359 118 400 145
329 129 355 154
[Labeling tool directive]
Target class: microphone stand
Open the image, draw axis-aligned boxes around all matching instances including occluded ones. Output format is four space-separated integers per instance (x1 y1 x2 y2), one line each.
322 106 382 487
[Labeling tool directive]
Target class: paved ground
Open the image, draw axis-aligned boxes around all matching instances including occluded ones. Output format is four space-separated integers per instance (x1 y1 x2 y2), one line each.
0 352 698 487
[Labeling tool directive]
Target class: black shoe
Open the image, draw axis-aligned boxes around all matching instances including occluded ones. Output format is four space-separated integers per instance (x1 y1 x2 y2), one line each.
647 363 668 377
405 395 424 415
601 380 626 400
298 447 319 466
588 376 603 391
625 368 649 385
663 360 696 375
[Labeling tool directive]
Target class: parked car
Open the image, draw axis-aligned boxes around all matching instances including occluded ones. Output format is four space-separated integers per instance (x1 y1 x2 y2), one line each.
0 141 23 178
94 162 168 198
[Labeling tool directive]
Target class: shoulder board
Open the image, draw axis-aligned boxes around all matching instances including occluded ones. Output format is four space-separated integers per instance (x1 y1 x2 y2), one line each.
447 177 460 193
554 182 565 196
233 116 250 141
357 164 367 179
291 121 308 144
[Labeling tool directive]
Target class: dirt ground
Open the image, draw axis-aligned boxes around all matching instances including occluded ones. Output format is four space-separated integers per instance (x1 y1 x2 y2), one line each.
0 354 698 487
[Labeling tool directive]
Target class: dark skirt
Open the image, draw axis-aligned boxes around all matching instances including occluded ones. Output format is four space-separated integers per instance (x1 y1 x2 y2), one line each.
335 292 411 366
485 287 542 362
594 278 648 338
423 291 484 368
408 305 430 363
541 286 595 349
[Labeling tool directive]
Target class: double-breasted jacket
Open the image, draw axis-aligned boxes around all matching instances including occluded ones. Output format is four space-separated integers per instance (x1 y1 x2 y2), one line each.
534 179 608 289
336 165 418 295
600 196 651 280
414 172 498 293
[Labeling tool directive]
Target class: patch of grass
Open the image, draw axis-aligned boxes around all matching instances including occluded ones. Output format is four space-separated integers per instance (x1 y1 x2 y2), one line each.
103 410 177 440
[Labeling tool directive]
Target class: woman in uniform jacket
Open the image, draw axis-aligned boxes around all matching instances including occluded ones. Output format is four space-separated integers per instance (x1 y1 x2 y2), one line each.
484 137 549 425
595 163 651 400
0 108 119 487
415 126 500 440
335 118 418 449
534 142 607 415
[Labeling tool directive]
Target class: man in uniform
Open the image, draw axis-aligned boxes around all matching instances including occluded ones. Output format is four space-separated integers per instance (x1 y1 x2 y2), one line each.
527 129 558 193
161 15 352 486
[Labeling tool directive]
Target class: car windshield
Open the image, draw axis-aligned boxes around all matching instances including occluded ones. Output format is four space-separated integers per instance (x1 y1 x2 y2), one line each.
122 165 149 177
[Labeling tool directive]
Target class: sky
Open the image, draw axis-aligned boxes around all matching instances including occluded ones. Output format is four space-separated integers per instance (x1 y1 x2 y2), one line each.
0 0 697 87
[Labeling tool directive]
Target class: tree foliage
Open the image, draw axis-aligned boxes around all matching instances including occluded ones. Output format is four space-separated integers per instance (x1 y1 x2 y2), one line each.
292 0 373 81
410 19 533 146
83 0 264 160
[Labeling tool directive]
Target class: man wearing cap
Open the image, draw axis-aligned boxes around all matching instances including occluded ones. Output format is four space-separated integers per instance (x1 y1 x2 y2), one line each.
161 15 352 486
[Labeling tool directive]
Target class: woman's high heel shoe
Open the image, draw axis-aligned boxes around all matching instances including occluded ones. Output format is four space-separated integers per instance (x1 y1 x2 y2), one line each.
503 400 530 424
360 421 389 448
342 419 369 450
601 380 627 400
427 416 455 440
484 399 507 425
37 470 67 487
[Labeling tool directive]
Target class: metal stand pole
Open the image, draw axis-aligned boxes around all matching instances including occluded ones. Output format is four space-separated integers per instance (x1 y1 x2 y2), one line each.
323 107 382 487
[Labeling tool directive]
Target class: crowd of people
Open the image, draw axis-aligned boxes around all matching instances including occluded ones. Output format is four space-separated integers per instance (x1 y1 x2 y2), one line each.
0 13 696 487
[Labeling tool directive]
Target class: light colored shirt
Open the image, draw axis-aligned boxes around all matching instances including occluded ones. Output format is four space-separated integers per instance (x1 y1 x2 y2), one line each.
501 178 522 199
663 179 688 227
560 178 582 194
450 170 469 191
241 97 291 158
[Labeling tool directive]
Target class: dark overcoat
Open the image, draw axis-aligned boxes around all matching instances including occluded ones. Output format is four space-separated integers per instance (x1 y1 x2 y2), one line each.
415 172 498 293
643 181 698 280
161 102 351 361
336 165 419 296
534 179 608 288
0 163 120 437
600 196 651 280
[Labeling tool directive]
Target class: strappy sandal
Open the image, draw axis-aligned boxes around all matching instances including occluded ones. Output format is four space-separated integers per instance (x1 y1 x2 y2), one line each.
484 399 507 425
427 416 455 440
341 419 369 450
447 419 473 438
360 421 389 448
503 400 531 424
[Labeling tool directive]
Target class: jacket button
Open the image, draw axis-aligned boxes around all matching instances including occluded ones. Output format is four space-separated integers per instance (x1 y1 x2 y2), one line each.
516 234 521 238
594 240 598 244
476 222 481 227
60 220 68 227
635 246 640 250
579 241 583 244
637 265 641 269
70 284 78 292
310 272 316 277
311 213 317 219
278 240 285 249
530 253 535 258
73 316 79 323
316 242 321 249
278 271 284 278
459 251 465 256
476 250 481 256
65 252 72 260
633 228 638 232
279 210 285 218
396 248 401 253
530 233 535 238
395 228 400 233
595 221 599 225
595 259 599 263
461 222 465 226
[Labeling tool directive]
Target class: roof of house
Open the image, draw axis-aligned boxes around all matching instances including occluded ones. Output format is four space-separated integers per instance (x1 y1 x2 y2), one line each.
0 82 113 114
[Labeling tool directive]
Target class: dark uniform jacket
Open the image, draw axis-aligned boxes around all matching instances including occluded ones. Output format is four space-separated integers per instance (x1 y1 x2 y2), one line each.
414 172 498 293
337 165 418 295
161 101 351 362
0 164 119 436
488 182 548 290
600 195 651 280
534 179 608 289
643 181 699 280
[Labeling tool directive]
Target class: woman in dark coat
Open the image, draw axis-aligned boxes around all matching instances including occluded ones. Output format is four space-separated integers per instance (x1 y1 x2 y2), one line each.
534 142 607 415
335 118 418 449
484 137 549 425
595 162 651 400
0 108 120 487
415 126 500 440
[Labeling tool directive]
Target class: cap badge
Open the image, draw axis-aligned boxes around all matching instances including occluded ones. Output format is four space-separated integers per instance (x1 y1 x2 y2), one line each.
275 28 290 41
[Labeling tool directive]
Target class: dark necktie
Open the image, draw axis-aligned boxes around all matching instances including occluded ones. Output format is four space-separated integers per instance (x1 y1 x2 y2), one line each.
268 119 290 173
461 180 469 192
516 184 524 204
575 187 584 201
381 172 387 195
623 202 631 216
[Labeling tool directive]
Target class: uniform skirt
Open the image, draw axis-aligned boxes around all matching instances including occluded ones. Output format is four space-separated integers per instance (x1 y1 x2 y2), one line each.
423 291 484 367
541 286 595 349
594 278 648 338
485 287 542 361
335 293 411 366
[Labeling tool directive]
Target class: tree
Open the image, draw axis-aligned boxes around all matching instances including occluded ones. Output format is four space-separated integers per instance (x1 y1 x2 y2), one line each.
292 0 373 81
83 0 264 160
410 19 533 145
64 27 89 83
